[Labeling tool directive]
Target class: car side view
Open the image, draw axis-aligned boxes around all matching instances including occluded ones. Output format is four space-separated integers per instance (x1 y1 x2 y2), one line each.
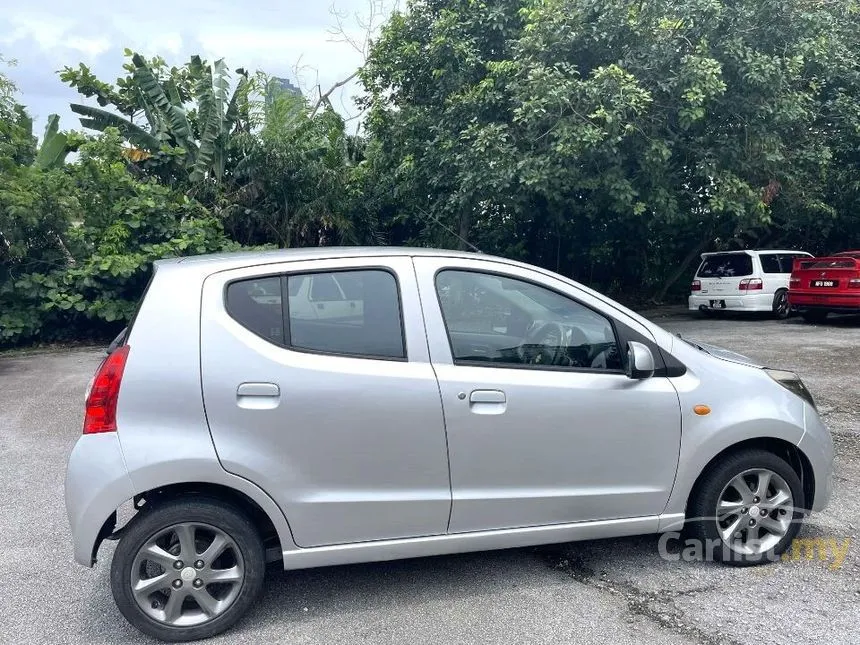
65 248 833 641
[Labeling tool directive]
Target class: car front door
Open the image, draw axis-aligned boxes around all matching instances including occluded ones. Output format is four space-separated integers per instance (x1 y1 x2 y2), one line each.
201 256 451 547
413 257 682 533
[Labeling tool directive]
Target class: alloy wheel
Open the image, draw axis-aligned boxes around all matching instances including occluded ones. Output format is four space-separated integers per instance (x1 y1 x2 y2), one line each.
775 291 790 318
715 468 794 556
130 522 245 627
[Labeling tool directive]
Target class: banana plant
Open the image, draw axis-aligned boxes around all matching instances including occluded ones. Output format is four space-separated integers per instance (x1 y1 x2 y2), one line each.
67 52 249 183
188 56 249 183
33 114 71 170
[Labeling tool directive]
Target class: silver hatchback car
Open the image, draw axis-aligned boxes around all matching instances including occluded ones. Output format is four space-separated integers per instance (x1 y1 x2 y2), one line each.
66 248 833 641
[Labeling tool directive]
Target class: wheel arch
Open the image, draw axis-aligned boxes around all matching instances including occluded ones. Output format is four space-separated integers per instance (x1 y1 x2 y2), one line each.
685 437 815 515
93 479 295 566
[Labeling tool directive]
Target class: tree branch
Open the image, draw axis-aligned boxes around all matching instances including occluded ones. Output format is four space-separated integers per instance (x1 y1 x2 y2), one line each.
311 70 359 117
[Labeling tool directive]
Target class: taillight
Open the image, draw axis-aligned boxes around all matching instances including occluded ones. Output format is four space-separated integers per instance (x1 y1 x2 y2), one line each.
739 278 763 290
691 280 701 292
83 345 130 435
789 277 800 287
849 278 860 289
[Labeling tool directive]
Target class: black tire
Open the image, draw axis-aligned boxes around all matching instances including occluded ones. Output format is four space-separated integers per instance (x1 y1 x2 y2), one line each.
772 289 790 320
686 449 805 567
111 497 265 642
802 310 828 323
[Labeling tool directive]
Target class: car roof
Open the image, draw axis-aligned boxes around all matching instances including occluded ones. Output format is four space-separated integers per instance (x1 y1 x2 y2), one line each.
155 246 496 273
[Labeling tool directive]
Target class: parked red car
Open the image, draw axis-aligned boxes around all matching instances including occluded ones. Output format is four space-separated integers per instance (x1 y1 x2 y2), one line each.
788 251 860 322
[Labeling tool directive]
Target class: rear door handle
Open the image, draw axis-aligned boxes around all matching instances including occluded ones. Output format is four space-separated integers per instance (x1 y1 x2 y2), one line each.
237 382 280 397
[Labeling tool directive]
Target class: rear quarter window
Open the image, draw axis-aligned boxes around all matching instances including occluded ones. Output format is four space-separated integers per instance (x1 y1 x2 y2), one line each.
759 255 782 273
697 254 753 278
226 277 285 345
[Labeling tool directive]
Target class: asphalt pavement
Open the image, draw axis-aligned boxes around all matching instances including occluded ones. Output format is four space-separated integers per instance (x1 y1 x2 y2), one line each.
1 311 858 644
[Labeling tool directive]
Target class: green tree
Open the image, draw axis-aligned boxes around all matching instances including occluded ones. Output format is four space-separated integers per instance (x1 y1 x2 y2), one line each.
362 0 860 298
0 129 238 346
223 87 358 247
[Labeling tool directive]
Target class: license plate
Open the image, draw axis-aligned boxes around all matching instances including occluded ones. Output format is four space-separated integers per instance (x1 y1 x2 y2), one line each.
709 300 726 309
812 280 838 288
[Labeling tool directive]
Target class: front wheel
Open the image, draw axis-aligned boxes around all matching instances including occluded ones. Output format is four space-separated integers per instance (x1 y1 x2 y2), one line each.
686 449 804 566
111 497 265 642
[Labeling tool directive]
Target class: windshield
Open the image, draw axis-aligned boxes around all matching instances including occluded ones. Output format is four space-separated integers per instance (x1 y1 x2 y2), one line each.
697 254 753 278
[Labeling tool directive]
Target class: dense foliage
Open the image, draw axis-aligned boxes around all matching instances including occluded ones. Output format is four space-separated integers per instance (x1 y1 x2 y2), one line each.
361 0 860 296
2 0 860 346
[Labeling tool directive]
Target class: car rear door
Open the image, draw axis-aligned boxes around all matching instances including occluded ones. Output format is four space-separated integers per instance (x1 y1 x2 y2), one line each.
200 256 451 547
413 256 682 533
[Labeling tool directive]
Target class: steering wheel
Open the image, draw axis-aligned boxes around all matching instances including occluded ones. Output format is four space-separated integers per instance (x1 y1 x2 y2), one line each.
518 322 567 366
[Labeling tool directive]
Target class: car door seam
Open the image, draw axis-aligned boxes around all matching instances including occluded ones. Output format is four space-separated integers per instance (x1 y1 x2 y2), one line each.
411 257 455 533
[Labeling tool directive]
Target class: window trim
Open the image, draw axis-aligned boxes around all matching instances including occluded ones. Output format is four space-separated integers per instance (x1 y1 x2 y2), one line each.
433 267 626 376
225 266 408 362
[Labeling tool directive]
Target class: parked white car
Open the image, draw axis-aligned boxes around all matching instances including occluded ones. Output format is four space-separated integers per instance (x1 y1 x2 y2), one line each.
689 250 812 319
249 272 364 321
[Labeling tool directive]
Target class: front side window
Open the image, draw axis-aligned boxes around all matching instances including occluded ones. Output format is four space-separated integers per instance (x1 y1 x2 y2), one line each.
436 270 621 371
288 269 405 359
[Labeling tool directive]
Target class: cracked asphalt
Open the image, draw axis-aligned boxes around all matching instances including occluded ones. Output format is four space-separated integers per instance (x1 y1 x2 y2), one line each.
0 311 858 645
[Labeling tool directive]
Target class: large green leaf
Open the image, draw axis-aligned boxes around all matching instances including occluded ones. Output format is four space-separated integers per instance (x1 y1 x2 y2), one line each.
131 54 196 157
190 58 235 182
189 56 212 135
33 114 69 169
225 69 249 128
70 103 162 151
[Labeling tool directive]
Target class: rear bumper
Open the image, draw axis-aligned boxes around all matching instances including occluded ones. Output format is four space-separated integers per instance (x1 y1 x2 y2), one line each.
789 291 860 312
688 293 773 312
65 433 135 567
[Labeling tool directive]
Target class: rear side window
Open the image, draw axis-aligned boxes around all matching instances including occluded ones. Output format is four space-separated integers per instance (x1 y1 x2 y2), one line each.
226 277 285 345
759 254 781 273
288 269 405 359
697 254 753 278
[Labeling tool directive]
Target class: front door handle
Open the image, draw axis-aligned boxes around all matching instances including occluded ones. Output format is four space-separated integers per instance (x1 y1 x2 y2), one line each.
237 382 280 409
469 390 506 404
468 389 507 415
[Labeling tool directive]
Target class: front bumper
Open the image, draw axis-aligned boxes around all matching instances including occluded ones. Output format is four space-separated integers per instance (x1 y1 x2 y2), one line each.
65 433 135 566
688 293 773 312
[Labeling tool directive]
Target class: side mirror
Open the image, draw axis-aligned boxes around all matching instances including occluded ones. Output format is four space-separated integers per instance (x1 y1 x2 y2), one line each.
626 341 655 379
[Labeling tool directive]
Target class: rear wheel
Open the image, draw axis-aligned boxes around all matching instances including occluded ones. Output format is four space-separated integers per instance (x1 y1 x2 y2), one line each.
772 290 790 320
111 498 265 642
802 310 828 323
686 449 804 566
